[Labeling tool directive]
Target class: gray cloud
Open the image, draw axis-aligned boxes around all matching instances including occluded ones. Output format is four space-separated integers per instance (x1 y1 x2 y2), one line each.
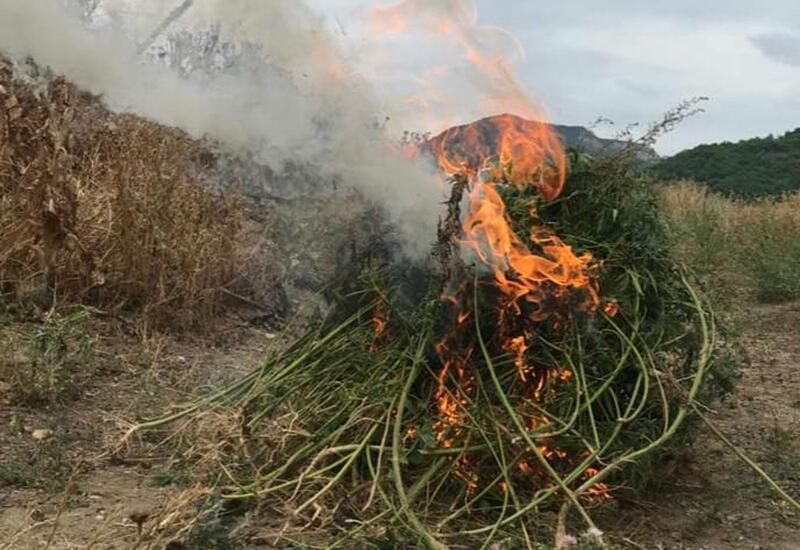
751 31 800 67
9 0 798 157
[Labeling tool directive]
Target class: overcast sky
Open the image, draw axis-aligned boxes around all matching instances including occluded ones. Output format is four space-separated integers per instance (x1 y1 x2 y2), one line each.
307 0 800 154
97 0 800 155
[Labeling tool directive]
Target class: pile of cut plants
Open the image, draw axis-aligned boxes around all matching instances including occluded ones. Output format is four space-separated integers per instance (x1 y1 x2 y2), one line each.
128 114 753 548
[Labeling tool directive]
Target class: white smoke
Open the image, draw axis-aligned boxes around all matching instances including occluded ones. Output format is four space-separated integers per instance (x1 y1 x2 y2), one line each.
0 0 445 258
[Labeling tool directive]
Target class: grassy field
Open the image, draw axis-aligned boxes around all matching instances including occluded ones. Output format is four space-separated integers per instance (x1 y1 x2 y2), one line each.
661 182 800 306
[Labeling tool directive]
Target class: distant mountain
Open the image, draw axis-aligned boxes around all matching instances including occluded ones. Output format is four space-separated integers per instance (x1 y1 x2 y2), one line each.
551 123 658 162
651 128 800 196
424 115 658 167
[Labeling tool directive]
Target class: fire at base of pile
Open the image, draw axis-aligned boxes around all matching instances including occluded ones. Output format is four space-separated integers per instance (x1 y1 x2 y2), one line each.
128 151 734 547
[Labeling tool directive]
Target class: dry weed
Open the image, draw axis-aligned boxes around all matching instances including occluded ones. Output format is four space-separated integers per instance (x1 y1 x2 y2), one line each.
0 56 258 331
661 181 800 304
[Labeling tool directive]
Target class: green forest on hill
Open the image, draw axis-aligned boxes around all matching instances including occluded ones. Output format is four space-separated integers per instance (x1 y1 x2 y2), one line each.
652 128 800 196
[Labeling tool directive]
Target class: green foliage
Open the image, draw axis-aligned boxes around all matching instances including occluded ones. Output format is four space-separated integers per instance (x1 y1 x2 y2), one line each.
651 128 800 196
0 311 93 405
0 464 38 488
152 470 179 487
743 231 800 303
659 186 732 295
534 153 736 469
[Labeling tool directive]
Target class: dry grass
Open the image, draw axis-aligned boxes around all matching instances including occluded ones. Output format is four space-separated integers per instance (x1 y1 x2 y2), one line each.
0 57 253 331
661 181 800 304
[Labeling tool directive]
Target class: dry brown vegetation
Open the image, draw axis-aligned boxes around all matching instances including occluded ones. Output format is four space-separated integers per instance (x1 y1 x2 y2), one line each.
0 57 253 332
661 181 800 305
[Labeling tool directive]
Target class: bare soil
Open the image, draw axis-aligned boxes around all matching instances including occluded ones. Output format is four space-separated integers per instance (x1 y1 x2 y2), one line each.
1 302 798 549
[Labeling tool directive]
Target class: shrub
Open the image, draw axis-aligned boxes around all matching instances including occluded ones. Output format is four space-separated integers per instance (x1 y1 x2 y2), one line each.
658 182 742 307
127 151 735 548
0 311 93 404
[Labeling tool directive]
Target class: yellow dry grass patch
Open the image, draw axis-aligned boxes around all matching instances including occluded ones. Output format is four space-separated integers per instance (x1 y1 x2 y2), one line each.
661 181 800 304
0 59 250 331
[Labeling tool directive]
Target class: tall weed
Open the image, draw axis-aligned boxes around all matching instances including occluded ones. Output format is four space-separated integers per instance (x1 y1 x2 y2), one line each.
0 312 93 404
0 58 250 331
661 182 800 304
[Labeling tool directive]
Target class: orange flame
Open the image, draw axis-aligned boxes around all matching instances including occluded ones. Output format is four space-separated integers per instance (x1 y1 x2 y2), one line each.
584 467 613 504
366 0 538 124
371 300 390 352
426 114 601 477
429 112 600 351
368 0 609 500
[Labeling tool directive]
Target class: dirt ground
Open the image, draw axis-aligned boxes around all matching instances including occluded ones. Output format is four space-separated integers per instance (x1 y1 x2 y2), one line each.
1 302 798 549
0 316 282 549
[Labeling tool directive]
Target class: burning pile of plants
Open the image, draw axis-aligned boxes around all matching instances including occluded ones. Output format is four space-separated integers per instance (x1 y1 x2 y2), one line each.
128 114 740 547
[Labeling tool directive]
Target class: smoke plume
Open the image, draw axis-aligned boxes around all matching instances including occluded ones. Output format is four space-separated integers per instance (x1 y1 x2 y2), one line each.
0 0 446 258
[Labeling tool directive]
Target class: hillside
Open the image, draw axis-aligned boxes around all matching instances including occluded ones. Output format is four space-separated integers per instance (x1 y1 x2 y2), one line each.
424 114 658 164
652 128 800 196
552 122 658 161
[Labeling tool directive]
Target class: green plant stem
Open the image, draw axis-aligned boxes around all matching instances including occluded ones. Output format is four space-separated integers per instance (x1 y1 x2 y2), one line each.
392 335 447 550
694 405 800 512
472 276 598 532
